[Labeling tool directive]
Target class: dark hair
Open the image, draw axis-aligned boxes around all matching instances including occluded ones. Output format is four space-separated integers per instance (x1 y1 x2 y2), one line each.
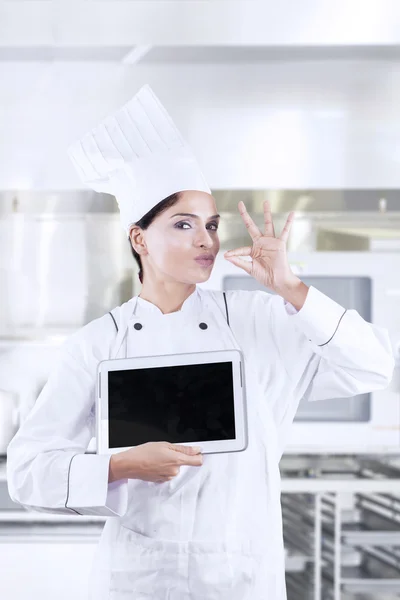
129 192 182 284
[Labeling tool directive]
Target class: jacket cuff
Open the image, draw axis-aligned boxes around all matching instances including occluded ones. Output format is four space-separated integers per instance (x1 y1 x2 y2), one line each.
66 453 128 517
287 285 347 346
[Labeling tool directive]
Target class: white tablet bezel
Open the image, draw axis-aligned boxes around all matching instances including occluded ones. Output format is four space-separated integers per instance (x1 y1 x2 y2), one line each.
96 349 248 455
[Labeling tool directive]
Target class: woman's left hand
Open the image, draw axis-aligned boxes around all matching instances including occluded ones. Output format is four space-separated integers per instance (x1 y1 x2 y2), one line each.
224 200 299 293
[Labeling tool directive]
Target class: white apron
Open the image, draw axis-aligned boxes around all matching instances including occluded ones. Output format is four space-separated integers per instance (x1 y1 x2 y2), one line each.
89 289 287 600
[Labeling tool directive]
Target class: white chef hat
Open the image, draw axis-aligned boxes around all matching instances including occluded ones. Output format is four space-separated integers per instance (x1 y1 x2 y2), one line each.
67 84 211 236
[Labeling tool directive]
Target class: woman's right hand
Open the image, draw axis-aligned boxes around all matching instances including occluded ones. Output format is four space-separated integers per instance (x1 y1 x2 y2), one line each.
108 441 203 484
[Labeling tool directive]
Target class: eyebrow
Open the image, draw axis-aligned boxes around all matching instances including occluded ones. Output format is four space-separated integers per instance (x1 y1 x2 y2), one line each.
170 213 221 220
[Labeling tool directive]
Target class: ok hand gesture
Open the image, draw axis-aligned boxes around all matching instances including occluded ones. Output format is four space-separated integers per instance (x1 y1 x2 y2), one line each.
224 200 298 292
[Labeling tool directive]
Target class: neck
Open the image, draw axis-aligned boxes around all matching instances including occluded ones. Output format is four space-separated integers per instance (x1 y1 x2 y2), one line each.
138 281 197 314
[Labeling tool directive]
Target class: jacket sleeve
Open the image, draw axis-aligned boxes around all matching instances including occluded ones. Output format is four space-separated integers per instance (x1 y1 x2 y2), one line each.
6 335 128 517
266 285 395 433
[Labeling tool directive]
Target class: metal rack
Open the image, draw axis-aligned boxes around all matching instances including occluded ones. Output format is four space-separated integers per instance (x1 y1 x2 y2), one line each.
283 493 316 599
281 455 400 600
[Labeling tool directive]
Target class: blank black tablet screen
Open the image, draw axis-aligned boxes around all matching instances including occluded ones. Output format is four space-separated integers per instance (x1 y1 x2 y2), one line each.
108 362 236 448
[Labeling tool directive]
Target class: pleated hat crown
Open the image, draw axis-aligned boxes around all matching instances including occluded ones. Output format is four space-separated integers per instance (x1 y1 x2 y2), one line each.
67 84 211 235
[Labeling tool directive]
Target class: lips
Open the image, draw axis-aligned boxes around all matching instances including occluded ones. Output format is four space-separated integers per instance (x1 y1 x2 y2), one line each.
194 255 214 267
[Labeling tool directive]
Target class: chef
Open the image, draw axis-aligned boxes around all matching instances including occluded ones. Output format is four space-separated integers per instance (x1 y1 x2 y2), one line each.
7 85 395 600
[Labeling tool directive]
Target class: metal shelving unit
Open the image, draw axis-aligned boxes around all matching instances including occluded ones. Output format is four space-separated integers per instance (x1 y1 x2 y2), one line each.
281 456 400 600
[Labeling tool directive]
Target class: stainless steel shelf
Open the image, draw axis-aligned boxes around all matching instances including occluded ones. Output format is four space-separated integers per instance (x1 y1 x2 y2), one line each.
342 529 400 547
280 456 400 600
341 576 400 595
285 550 312 573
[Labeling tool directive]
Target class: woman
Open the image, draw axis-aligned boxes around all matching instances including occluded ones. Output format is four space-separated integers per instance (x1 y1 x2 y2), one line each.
7 86 394 600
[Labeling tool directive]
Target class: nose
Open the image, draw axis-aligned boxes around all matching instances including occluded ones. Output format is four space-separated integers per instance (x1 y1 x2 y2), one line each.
195 227 214 248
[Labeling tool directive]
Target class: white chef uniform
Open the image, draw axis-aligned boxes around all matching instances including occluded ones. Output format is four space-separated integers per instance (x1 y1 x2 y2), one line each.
6 85 395 600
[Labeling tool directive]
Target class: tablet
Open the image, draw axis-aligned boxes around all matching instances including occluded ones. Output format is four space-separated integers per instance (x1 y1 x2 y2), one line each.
96 349 248 455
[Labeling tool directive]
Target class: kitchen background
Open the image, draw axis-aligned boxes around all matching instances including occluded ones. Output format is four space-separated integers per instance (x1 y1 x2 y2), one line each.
2 1 400 598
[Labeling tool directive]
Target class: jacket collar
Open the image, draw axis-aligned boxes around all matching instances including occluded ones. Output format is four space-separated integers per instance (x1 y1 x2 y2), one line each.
134 286 202 317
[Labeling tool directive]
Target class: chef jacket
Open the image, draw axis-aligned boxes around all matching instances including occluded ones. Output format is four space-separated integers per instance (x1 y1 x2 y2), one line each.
7 286 394 599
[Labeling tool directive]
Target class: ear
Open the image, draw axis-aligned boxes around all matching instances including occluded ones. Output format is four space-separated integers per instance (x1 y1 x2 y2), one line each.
129 226 147 255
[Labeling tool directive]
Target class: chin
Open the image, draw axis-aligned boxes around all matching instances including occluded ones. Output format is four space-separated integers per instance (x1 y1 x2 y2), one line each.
194 271 212 284
177 270 212 285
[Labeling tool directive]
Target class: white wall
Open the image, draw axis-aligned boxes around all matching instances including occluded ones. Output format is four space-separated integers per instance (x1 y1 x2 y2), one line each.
1 60 400 189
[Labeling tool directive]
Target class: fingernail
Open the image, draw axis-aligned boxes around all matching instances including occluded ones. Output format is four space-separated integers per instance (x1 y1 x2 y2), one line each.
194 447 202 453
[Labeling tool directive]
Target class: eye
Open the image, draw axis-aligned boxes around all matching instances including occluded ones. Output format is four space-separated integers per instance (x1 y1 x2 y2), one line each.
174 221 219 231
207 222 219 231
175 221 191 229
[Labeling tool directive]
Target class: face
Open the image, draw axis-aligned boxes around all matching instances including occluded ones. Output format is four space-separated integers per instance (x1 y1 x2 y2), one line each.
131 191 220 284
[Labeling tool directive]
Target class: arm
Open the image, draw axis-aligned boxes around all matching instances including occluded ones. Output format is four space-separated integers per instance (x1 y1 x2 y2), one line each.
266 284 395 448
271 284 395 401
223 200 395 453
245 285 395 456
7 339 128 517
